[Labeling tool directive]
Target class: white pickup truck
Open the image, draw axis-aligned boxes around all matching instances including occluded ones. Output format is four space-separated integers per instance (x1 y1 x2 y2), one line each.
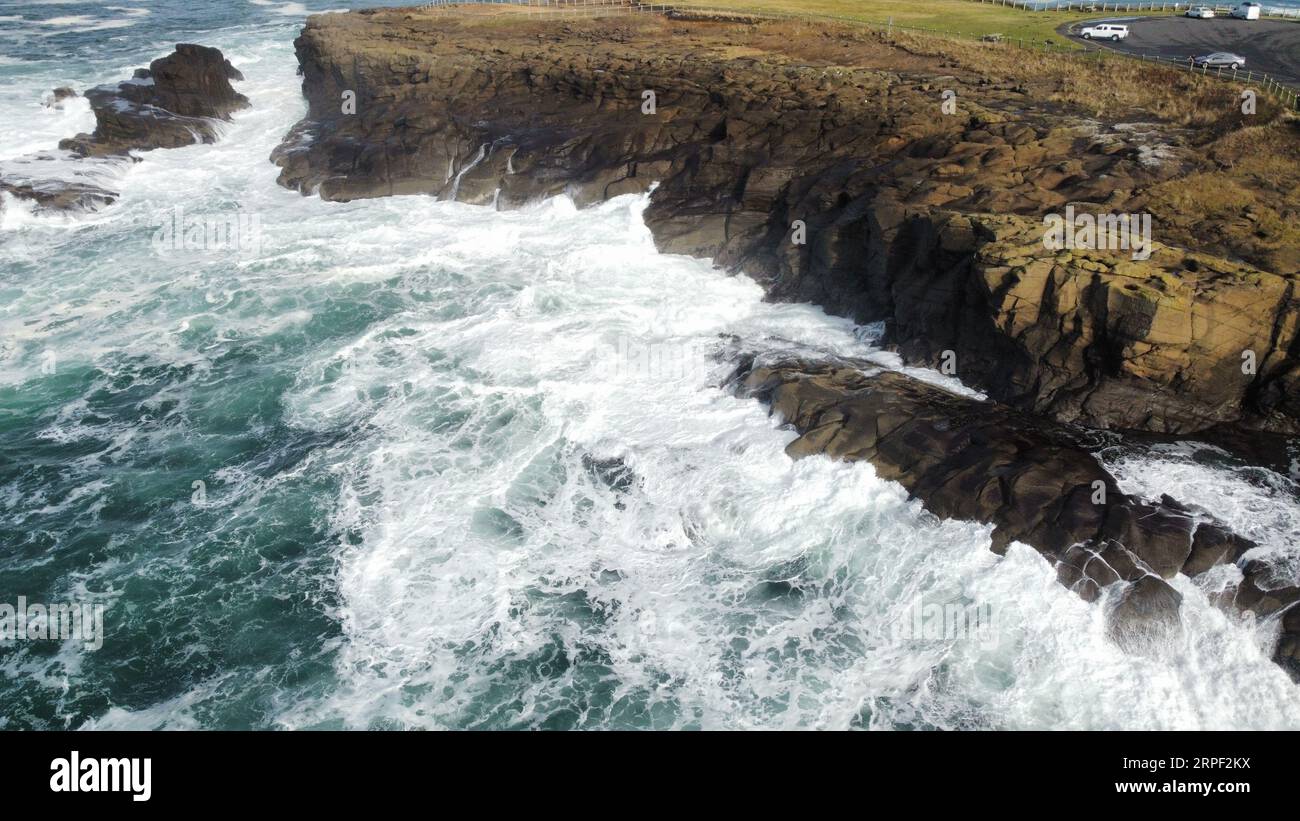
1078 23 1130 41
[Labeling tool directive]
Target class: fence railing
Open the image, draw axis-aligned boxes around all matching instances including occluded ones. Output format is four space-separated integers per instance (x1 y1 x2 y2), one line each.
968 0 1300 17
411 0 1300 107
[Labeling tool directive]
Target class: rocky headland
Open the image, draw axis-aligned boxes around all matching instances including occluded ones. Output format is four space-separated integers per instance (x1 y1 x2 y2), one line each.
271 6 1300 676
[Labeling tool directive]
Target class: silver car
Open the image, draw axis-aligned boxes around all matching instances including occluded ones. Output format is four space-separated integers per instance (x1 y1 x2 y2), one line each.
1192 52 1247 69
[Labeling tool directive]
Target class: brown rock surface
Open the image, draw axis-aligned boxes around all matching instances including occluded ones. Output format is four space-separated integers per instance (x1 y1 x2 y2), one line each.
888 214 1300 434
274 8 1300 436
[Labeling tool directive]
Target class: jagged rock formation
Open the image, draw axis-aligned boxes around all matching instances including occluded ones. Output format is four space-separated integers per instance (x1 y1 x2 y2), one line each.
60 44 249 158
1 44 247 216
274 8 1300 437
734 358 1296 673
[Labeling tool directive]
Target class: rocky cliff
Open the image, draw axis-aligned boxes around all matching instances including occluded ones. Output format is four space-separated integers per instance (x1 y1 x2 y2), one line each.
273 7 1300 437
271 6 1300 674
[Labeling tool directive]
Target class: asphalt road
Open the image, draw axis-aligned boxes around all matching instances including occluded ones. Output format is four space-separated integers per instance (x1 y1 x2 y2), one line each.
1059 15 1300 88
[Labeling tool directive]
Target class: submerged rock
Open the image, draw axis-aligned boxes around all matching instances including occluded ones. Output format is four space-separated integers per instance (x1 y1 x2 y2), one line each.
44 87 78 108
0 178 117 212
1233 561 1300 680
1107 576 1184 656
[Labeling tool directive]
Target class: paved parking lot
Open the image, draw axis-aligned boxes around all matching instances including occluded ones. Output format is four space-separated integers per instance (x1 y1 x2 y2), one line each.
1059 15 1300 87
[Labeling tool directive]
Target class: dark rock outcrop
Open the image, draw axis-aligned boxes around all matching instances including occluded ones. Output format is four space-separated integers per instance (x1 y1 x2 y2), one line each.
59 44 249 158
734 360 1250 583
273 9 1300 437
0 177 117 212
2 44 246 216
732 358 1296 671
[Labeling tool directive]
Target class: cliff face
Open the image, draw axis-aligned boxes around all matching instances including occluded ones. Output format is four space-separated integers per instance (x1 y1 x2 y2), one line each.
889 214 1300 434
272 8 1300 673
274 8 1300 438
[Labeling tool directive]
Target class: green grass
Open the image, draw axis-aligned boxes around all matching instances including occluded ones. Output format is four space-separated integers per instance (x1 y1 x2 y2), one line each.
670 0 1182 47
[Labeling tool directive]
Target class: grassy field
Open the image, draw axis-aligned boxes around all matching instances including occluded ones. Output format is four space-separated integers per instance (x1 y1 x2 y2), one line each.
670 0 1175 46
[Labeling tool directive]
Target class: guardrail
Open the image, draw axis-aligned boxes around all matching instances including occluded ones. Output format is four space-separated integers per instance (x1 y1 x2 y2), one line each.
411 0 1300 107
1116 50 1298 104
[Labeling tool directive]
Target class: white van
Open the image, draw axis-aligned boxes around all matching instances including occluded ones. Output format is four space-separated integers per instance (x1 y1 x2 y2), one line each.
1231 2 1262 19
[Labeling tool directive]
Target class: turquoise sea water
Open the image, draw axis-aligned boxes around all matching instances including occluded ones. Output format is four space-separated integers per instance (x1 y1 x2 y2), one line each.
1 1 1299 730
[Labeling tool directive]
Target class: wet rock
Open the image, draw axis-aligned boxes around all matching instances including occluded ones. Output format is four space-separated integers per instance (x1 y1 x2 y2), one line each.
0 178 117 212
736 360 1250 578
1107 575 1184 655
1224 562 1300 680
731 357 1276 662
44 87 78 108
1278 604 1300 680
59 44 248 157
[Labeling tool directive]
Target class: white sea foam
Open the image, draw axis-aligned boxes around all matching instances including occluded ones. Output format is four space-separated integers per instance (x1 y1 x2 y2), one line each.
248 0 311 16
1102 442 1300 583
3 19 1297 730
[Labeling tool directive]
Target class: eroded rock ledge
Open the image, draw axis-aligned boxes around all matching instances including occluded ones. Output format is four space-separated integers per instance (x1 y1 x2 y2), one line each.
732 358 1297 676
274 8 1300 437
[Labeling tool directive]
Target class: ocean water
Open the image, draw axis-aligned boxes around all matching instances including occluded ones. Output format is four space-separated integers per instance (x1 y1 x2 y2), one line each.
1 1 1298 730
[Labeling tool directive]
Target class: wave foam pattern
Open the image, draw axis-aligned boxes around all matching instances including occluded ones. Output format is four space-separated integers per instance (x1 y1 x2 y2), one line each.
0 5 1296 730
